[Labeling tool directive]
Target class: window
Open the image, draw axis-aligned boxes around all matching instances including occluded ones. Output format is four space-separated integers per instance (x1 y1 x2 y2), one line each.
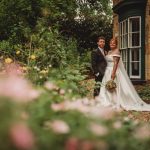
119 19 128 70
121 49 128 70
119 16 141 79
130 48 141 78
119 19 128 49
128 17 141 48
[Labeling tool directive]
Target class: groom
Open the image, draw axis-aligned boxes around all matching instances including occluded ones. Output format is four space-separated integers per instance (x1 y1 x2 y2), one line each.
91 36 107 98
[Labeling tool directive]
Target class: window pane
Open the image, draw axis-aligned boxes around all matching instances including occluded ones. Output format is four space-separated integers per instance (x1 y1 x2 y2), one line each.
125 34 128 48
132 33 140 46
123 35 127 48
119 20 128 49
129 17 140 32
131 18 140 32
129 33 132 47
126 20 128 33
131 62 140 76
120 36 122 48
129 17 140 47
121 49 128 70
130 48 140 77
121 23 122 35
131 48 139 61
123 21 126 34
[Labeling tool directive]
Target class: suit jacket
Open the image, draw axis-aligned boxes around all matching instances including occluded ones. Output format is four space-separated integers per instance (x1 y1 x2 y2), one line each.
91 48 107 77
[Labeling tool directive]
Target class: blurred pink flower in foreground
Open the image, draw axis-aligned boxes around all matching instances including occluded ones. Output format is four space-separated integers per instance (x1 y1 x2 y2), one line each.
80 141 94 150
89 123 108 136
45 120 70 134
65 137 79 150
10 123 35 150
133 124 150 139
5 63 23 76
0 75 39 102
51 103 65 111
59 89 65 95
44 81 59 91
112 121 122 129
50 98 117 120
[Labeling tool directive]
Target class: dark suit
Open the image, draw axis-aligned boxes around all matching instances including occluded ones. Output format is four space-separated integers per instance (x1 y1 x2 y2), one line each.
91 48 107 97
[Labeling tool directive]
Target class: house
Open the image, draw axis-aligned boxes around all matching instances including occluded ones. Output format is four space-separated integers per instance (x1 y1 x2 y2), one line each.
112 0 150 83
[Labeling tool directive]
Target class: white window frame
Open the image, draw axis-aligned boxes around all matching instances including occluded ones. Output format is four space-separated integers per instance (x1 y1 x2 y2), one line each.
121 48 128 70
119 19 128 49
128 16 141 48
128 16 141 78
119 19 128 71
119 16 141 79
129 48 141 78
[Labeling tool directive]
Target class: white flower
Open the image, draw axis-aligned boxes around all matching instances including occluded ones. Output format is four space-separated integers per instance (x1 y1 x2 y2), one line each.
49 64 52 68
123 117 130 122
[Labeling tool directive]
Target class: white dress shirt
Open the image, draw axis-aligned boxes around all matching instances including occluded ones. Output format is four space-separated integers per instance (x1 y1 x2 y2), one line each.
98 47 105 56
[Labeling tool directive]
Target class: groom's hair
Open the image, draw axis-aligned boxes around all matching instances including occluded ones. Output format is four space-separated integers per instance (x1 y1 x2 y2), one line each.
97 36 105 42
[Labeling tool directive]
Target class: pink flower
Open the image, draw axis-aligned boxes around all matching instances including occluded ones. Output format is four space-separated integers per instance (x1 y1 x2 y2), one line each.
51 103 65 111
5 63 23 76
0 76 39 102
64 99 90 113
80 141 94 150
10 123 35 150
65 137 79 150
134 124 150 139
113 121 122 129
89 123 108 136
88 105 116 120
59 89 65 95
45 120 70 134
63 98 116 120
44 81 59 91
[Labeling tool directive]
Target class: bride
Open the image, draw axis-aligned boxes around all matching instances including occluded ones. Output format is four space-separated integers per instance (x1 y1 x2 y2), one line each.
97 38 150 111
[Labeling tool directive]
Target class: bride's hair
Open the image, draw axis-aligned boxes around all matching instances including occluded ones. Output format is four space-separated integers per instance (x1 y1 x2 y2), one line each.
110 37 118 46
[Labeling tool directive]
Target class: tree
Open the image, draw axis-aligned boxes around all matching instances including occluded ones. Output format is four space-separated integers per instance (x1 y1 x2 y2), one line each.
0 0 42 42
0 0 113 51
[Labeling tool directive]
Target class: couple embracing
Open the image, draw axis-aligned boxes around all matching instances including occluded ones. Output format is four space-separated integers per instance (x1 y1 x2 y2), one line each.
91 36 150 111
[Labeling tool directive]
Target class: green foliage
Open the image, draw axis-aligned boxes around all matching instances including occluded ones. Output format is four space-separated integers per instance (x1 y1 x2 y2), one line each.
0 0 42 43
1 90 150 150
0 0 113 50
137 84 150 101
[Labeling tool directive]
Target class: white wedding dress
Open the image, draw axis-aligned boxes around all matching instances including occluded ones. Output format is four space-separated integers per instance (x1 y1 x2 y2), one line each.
97 54 150 111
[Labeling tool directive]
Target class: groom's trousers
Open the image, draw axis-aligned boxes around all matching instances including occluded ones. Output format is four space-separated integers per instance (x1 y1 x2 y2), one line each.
94 75 103 98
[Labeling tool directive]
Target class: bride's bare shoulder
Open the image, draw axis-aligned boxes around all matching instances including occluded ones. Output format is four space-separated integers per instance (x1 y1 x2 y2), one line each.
114 49 120 55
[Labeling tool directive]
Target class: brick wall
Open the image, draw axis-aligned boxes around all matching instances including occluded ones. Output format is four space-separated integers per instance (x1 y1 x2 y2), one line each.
112 0 119 47
145 0 150 80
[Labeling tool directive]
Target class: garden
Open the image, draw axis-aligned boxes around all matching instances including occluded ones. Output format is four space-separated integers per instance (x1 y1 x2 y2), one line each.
0 0 150 150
